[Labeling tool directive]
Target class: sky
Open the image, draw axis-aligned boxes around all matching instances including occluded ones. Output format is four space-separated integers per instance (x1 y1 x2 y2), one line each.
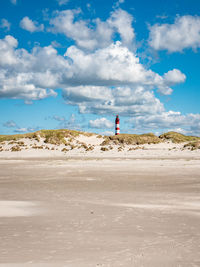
0 0 200 136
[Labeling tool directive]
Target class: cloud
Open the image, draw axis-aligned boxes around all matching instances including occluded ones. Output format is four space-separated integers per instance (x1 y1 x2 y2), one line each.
56 0 69 6
49 9 113 50
63 85 164 116
14 127 37 133
10 0 17 5
3 120 17 128
63 42 183 95
129 111 200 136
49 8 134 50
20 17 44 32
156 15 168 20
89 118 113 129
0 7 198 136
2 120 39 133
53 115 66 121
0 35 184 102
163 69 186 85
51 40 62 48
149 15 200 52
86 3 95 14
157 69 186 94
114 0 125 8
0 19 11 31
52 114 81 130
0 9 188 128
108 9 134 46
0 35 18 65
0 34 185 113
59 114 82 130
0 35 58 100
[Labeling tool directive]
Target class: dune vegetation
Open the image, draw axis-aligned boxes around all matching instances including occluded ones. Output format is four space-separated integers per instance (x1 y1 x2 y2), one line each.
0 129 94 144
183 141 200 150
101 133 161 146
0 130 200 152
159 131 200 143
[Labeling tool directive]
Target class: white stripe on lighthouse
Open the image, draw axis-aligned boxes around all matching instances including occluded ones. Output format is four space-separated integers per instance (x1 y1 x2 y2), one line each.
115 123 120 134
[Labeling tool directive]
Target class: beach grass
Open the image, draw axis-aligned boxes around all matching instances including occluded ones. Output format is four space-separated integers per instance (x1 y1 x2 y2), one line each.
159 131 200 143
0 129 93 144
102 133 161 145
184 141 200 150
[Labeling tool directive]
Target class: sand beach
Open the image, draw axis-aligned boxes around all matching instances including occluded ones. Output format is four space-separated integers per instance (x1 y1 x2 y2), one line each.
0 131 200 266
0 152 200 266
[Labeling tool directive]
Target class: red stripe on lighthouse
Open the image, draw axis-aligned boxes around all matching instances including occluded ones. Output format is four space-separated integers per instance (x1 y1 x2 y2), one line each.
115 115 120 135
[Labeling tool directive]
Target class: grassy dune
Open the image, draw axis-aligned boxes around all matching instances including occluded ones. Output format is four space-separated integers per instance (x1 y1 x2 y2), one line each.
159 131 199 143
101 133 161 146
0 130 200 149
0 129 94 144
183 141 200 150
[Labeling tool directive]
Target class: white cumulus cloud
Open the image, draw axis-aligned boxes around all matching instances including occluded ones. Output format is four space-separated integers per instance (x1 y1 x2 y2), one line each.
20 17 44 32
63 85 164 116
0 35 59 100
163 69 186 85
89 118 113 129
149 15 200 52
49 8 134 50
63 41 184 95
108 9 134 46
129 111 200 136
0 34 185 109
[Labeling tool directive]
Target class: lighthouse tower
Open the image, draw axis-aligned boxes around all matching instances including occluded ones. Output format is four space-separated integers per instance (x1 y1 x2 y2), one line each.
115 115 120 135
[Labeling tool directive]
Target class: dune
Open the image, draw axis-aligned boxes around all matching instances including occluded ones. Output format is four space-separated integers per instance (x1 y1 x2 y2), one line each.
0 129 199 159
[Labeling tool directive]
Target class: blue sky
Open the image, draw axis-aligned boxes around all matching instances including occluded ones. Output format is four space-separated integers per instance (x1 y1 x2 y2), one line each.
0 0 200 136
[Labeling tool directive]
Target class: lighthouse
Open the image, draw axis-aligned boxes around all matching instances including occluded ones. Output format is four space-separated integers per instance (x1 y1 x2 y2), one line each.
115 115 120 135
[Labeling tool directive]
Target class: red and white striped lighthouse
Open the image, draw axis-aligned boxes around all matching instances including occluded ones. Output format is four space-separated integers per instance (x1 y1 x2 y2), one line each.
115 115 120 135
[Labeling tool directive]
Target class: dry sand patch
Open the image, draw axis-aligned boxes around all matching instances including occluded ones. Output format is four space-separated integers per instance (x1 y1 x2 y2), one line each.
0 201 39 217
0 158 200 266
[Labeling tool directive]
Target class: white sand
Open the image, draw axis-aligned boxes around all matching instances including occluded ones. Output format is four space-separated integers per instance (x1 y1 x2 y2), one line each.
0 201 39 217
